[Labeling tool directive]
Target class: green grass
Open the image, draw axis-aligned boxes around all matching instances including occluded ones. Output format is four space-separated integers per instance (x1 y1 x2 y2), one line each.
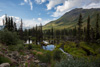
62 41 100 57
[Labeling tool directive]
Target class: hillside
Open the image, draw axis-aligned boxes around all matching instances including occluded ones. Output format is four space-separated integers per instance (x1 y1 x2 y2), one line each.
43 8 100 30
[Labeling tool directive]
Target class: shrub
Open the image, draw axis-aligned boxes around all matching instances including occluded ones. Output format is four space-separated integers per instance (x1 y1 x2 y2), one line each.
0 55 11 64
36 51 52 63
8 44 24 51
28 44 33 50
32 45 41 48
96 39 100 44
65 41 77 47
51 59 56 67
79 42 95 55
52 49 63 61
0 30 21 45
56 43 63 48
55 57 100 67
45 51 52 63
64 41 87 57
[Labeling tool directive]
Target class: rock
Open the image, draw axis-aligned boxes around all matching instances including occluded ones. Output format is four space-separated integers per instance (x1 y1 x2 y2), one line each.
28 54 34 60
7 51 20 62
39 63 47 67
0 51 18 65
7 54 12 58
12 51 19 57
34 60 40 63
34 58 37 60
26 55 30 60
0 63 10 67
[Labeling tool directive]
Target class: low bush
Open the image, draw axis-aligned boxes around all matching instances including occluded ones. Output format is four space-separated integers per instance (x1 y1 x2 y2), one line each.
0 30 22 45
26 44 41 50
65 41 77 47
0 55 11 64
79 42 95 55
27 44 33 50
56 43 63 48
55 57 100 67
36 51 52 63
8 44 24 51
52 49 63 61
64 41 87 57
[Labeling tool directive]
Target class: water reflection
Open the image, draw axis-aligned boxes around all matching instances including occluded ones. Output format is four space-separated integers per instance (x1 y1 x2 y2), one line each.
43 45 55 51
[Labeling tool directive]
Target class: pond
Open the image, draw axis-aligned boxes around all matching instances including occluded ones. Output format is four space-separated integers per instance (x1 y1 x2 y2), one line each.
43 44 73 57
43 45 55 51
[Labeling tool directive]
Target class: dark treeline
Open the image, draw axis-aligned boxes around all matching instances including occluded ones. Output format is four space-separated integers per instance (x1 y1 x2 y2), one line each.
3 15 43 45
4 15 17 32
3 14 100 45
44 14 100 44
3 15 24 40
23 24 43 45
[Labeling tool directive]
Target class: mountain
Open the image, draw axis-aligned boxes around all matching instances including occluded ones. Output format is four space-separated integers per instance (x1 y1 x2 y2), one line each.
43 8 100 30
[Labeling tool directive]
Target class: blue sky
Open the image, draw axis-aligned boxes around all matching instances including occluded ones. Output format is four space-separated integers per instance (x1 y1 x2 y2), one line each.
0 0 54 19
0 0 100 28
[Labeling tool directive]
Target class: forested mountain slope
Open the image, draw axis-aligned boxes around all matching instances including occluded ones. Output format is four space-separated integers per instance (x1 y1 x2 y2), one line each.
43 8 100 30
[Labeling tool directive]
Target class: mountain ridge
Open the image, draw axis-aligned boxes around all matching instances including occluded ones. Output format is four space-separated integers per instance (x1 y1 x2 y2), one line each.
43 8 100 30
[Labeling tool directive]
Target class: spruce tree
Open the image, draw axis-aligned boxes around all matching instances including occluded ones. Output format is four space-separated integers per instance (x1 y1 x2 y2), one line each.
14 22 17 32
5 14 8 29
51 27 54 40
36 25 38 45
86 16 91 42
77 14 83 40
10 17 14 31
19 19 23 40
91 28 95 42
40 23 43 42
8 17 11 31
73 26 77 36
96 14 99 40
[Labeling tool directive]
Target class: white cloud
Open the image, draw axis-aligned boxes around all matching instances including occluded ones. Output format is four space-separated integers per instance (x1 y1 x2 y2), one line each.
38 18 42 21
46 0 66 10
19 2 25 5
83 3 100 9
46 0 100 17
23 18 52 29
20 0 33 10
24 0 28 3
29 0 33 10
0 15 5 25
35 0 46 4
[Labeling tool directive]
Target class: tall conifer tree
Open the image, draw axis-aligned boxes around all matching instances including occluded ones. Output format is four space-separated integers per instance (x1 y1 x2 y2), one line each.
77 14 83 40
86 16 91 42
96 14 99 40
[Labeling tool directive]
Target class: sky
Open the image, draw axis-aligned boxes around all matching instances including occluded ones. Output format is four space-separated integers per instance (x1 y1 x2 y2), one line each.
0 0 100 28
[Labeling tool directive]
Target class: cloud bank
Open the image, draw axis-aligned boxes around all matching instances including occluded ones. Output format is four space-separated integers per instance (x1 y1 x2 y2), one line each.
0 15 52 29
46 0 100 17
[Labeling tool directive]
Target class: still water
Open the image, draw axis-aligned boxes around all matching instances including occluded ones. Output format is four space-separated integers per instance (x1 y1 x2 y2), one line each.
43 45 55 51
